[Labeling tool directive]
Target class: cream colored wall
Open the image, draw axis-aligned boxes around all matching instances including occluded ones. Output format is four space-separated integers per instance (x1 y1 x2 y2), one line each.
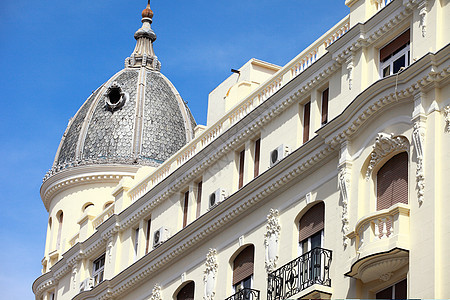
207 59 280 126
44 182 117 267
35 1 450 299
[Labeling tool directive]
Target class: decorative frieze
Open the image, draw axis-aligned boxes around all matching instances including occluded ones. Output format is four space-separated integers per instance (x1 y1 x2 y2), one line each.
203 249 218 300
264 209 281 272
366 133 409 180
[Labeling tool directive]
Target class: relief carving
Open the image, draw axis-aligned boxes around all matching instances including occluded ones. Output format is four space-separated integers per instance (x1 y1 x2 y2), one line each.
413 122 425 205
264 209 281 273
203 249 218 300
150 284 162 300
444 105 450 133
366 133 409 180
338 167 350 246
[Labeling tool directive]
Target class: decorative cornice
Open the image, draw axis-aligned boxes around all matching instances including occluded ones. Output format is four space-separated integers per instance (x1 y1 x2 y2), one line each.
41 164 138 210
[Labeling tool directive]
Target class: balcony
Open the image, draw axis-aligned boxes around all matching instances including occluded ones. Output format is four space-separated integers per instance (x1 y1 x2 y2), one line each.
345 203 410 282
225 288 260 300
267 248 332 300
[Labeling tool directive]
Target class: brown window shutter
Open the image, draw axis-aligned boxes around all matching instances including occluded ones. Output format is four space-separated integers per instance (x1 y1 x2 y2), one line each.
303 102 311 143
321 88 329 125
238 150 245 188
145 218 151 254
177 281 195 300
254 139 261 178
233 245 255 285
377 152 408 210
196 181 202 218
183 191 189 228
299 202 324 242
380 29 410 62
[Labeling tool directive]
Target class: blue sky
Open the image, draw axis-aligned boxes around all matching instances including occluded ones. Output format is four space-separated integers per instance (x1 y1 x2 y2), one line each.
0 1 349 298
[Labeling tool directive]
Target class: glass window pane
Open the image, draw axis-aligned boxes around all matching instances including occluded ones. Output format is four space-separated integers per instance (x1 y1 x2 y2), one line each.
383 66 391 78
393 55 406 73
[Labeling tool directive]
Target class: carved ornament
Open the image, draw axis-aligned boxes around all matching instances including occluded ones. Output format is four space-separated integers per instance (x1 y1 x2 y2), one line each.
203 249 218 300
444 105 450 133
413 122 425 205
338 167 350 246
264 209 281 272
366 133 409 179
150 284 162 300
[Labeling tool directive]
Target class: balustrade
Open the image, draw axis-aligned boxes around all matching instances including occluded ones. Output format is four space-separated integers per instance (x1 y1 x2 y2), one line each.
347 203 410 255
126 16 350 205
92 204 115 229
225 288 260 300
267 248 332 300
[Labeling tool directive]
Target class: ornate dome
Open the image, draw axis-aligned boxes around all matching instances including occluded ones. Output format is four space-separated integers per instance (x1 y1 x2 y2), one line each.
44 3 196 181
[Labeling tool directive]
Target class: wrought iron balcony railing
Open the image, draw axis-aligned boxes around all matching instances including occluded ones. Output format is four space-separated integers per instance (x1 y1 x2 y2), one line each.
267 247 332 300
225 288 260 300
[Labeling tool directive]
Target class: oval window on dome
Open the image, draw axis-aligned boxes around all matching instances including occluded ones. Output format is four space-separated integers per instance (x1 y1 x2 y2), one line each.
105 82 128 111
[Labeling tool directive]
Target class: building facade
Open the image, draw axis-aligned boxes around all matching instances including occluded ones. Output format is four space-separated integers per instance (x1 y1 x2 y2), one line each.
33 0 450 299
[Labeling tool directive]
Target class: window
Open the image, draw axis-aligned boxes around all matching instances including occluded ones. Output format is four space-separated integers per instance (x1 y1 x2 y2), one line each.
145 218 151 254
196 181 202 218
233 245 255 292
380 29 410 78
238 149 245 189
299 202 324 254
177 281 195 300
56 211 63 250
299 202 325 283
321 88 329 125
134 227 139 258
303 102 311 143
92 254 105 286
183 191 189 228
376 279 407 299
253 139 261 178
377 152 408 210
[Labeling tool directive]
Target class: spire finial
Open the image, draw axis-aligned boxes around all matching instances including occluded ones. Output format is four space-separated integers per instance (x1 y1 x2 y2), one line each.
125 0 161 71
142 0 154 21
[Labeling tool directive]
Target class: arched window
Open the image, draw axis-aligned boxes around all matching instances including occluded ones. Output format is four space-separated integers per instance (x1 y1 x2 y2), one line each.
56 211 63 250
299 202 324 254
298 202 326 284
104 201 113 210
377 152 408 210
82 203 94 212
233 245 254 291
176 281 195 300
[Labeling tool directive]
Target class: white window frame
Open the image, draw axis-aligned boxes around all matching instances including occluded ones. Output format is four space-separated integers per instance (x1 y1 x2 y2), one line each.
380 43 410 78
92 254 105 286
134 227 140 260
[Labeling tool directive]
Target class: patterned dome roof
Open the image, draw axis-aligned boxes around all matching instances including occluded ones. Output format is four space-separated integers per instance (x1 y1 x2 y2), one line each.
45 68 196 180
44 3 197 181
